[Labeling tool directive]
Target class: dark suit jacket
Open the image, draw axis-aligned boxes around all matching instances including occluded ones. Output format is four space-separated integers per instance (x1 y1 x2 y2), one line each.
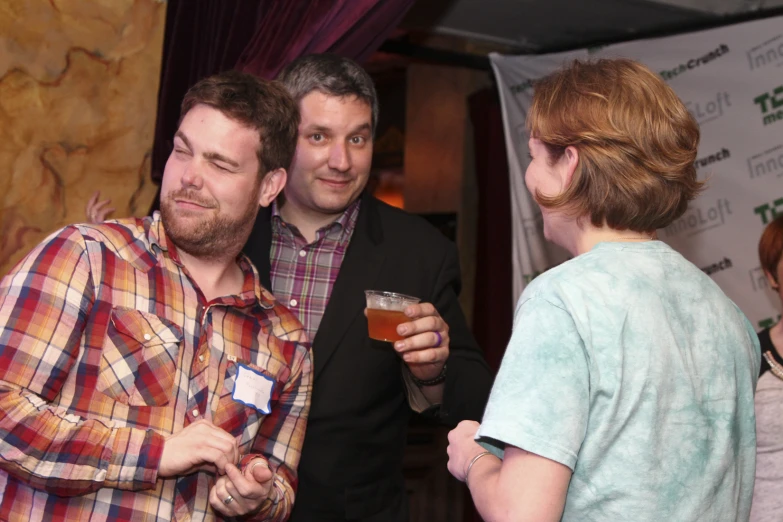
244 193 493 522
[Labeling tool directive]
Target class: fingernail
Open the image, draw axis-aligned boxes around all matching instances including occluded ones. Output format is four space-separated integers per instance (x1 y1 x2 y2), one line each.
395 341 405 351
397 325 408 335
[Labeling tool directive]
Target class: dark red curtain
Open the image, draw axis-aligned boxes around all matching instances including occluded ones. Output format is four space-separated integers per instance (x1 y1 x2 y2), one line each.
463 85 514 522
469 87 513 374
150 0 417 190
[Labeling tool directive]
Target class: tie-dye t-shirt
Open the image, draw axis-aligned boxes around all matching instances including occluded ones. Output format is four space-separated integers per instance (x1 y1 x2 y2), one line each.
477 240 759 521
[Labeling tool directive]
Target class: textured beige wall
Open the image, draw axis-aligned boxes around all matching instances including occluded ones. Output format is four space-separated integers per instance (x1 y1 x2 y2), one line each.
0 0 165 276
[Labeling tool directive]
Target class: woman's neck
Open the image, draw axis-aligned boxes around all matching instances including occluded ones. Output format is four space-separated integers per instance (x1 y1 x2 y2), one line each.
565 225 656 256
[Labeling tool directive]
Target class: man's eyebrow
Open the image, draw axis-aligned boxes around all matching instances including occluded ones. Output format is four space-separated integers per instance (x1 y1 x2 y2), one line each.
350 123 372 134
174 131 192 149
302 123 372 134
175 131 240 167
203 152 239 168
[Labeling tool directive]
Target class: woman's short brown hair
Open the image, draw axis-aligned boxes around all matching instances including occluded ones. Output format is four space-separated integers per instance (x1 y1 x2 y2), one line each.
181 70 299 178
759 214 783 282
527 58 704 232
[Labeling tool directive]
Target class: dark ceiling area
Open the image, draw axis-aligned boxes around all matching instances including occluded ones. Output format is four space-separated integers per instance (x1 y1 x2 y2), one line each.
377 0 783 69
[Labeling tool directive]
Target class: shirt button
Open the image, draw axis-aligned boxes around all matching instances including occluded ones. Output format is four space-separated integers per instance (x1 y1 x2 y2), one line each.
299 250 306 257
143 333 151 341
192 409 200 417
290 299 297 307
198 354 205 362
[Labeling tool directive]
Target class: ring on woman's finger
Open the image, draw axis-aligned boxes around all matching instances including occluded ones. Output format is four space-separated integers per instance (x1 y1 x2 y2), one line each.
434 331 442 347
223 494 234 506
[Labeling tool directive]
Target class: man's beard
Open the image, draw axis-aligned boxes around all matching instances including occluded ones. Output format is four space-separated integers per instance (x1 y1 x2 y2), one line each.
160 188 259 261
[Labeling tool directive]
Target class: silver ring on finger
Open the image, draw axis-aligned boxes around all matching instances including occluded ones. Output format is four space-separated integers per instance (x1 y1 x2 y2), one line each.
223 494 234 506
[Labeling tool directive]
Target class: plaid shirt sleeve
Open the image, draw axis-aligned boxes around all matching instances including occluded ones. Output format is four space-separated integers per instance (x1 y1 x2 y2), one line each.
0 226 165 496
239 330 312 522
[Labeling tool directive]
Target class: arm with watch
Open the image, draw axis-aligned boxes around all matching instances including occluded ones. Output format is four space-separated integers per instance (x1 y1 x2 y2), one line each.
393 241 493 424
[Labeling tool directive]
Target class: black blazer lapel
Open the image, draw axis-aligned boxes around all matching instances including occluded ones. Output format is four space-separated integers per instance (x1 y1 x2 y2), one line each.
245 205 274 291
312 195 385 380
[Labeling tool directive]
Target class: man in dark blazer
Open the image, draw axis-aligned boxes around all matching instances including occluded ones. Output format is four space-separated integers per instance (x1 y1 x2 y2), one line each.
245 55 493 521
85 54 493 521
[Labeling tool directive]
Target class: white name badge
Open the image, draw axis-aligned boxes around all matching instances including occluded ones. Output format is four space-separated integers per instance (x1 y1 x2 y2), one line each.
232 363 275 414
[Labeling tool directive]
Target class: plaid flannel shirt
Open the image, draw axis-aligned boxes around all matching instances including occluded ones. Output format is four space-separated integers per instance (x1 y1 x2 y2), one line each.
0 213 312 522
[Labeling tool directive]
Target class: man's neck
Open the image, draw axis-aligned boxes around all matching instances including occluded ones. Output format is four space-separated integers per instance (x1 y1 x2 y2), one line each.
278 202 343 244
178 250 244 302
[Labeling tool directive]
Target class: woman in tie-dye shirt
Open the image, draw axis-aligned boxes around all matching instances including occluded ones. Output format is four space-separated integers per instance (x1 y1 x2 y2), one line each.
447 58 759 521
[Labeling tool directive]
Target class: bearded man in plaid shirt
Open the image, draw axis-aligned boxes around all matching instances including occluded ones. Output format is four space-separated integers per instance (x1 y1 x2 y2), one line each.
0 71 312 522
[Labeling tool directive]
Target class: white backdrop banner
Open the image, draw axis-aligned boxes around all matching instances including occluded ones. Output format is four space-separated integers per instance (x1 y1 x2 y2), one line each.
492 15 783 330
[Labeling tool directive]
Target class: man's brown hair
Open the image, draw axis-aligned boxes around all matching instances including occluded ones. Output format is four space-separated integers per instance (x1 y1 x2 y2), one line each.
527 58 704 232
181 70 299 176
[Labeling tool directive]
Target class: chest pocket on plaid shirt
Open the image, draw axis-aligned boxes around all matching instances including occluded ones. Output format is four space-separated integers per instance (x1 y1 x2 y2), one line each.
98 307 183 407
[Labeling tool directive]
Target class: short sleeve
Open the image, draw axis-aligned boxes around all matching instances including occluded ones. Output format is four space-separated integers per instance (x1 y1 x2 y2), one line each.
476 296 589 470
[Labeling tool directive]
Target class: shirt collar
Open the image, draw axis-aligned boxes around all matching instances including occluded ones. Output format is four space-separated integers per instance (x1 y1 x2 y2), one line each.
149 211 274 310
271 198 361 246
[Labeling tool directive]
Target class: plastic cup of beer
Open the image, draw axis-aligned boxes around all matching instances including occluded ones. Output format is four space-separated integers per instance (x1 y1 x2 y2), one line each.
364 290 421 342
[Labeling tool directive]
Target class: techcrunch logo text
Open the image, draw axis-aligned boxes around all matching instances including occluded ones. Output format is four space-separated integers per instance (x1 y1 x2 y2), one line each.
509 79 534 95
747 35 783 71
754 196 783 224
754 85 783 126
686 92 731 125
662 199 732 238
747 144 783 180
695 147 730 170
660 44 730 80
701 257 733 276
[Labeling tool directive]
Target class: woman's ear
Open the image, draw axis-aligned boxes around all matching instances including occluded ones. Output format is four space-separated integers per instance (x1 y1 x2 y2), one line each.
559 146 579 190
765 269 780 290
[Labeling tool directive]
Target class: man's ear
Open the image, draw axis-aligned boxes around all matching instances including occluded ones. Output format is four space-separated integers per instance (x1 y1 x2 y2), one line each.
765 269 780 290
258 168 286 208
559 145 579 190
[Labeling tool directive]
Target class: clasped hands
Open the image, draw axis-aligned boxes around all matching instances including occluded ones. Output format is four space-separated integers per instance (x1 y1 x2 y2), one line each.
159 419 274 517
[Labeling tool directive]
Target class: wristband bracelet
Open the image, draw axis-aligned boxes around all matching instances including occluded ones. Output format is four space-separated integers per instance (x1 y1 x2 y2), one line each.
410 363 447 387
465 450 492 488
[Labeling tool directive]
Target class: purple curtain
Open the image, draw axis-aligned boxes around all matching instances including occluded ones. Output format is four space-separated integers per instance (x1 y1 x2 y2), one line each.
149 0 417 194
236 0 417 79
150 1 261 186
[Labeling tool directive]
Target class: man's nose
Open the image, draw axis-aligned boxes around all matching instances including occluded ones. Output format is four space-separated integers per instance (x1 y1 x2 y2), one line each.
327 142 351 172
181 161 204 189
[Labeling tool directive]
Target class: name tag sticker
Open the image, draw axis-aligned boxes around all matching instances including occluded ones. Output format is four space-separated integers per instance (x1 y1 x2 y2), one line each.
232 363 275 414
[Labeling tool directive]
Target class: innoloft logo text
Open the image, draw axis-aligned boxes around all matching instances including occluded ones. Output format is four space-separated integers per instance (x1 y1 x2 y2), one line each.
753 85 783 126
659 44 730 80
750 266 770 292
754 196 783 224
695 147 730 170
747 144 783 180
747 34 783 71
662 199 732 238
701 257 733 276
686 92 731 125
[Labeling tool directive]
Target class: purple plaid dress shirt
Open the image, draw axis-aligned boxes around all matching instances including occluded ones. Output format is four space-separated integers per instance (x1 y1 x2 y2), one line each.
270 199 361 341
